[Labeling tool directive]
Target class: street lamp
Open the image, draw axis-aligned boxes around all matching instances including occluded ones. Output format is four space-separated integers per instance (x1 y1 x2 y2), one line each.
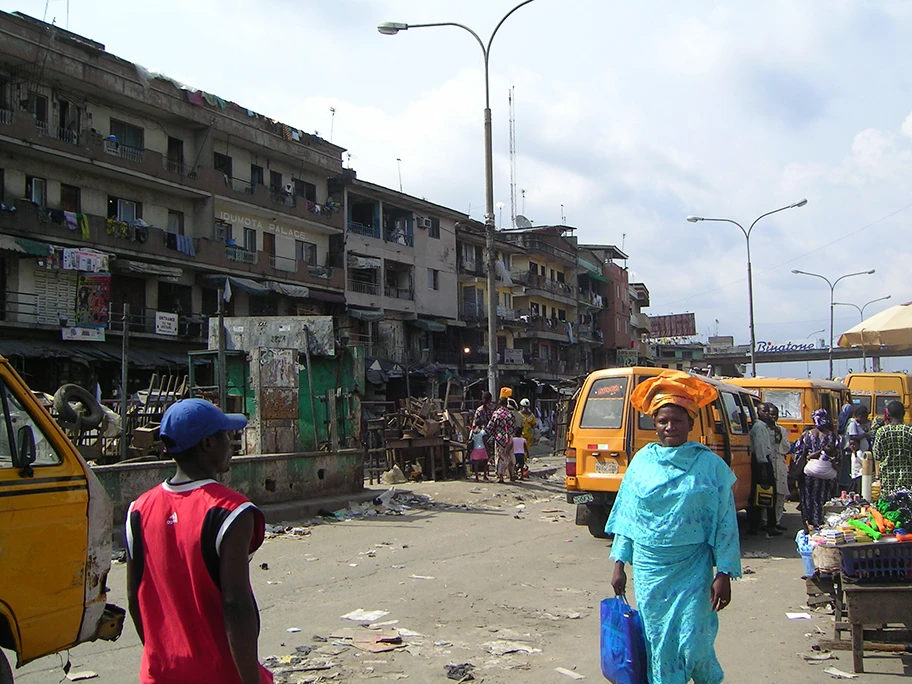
833 295 891 372
686 198 807 377
791 269 876 379
379 0 538 396
805 328 825 378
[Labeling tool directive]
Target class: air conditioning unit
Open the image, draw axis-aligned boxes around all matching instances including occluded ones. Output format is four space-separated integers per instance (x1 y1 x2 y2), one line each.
418 217 431 230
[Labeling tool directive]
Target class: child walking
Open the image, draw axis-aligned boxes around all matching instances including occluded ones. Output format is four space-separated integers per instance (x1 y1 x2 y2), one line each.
512 427 529 481
469 424 490 482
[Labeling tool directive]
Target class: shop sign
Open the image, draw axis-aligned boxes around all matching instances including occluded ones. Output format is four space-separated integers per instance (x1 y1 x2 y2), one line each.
616 349 638 367
755 340 819 353
62 326 105 342
504 348 524 365
216 208 308 241
155 311 179 336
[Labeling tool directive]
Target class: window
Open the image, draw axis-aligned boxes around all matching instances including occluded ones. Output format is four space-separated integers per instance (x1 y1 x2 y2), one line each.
27 92 48 127
721 392 748 435
26 176 46 206
167 137 184 172
168 210 184 235
107 196 141 222
428 217 440 239
295 240 317 265
0 377 63 468
558 309 566 321
556 271 565 284
251 164 264 186
580 376 628 429
214 220 232 242
243 228 256 252
269 170 282 191
617 317 621 332
428 268 439 291
214 152 233 177
294 178 317 202
60 184 80 212
110 119 144 150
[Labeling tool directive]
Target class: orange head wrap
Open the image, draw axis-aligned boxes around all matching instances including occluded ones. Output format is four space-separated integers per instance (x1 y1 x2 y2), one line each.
629 370 718 419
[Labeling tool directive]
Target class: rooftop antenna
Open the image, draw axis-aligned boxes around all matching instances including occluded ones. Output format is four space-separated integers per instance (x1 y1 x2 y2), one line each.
515 215 532 229
396 158 403 193
508 86 517 228
496 202 505 229
329 107 336 142
521 188 526 215
622 232 627 251
560 204 566 225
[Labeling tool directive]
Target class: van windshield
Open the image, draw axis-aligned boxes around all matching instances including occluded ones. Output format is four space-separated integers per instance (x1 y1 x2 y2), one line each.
580 377 628 429
762 390 802 421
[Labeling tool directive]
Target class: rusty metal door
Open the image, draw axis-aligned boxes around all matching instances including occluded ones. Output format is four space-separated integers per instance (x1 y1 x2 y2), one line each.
248 348 299 454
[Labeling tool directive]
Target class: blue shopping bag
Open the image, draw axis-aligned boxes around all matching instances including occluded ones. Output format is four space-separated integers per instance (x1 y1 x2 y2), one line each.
600 596 648 684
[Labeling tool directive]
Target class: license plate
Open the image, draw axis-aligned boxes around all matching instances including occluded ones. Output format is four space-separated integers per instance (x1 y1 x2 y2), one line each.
595 460 619 475
572 493 594 504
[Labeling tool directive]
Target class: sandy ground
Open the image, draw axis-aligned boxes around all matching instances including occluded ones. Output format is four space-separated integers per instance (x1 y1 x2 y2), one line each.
6 458 911 683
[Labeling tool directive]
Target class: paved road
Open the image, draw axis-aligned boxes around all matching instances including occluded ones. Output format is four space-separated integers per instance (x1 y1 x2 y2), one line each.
7 469 911 682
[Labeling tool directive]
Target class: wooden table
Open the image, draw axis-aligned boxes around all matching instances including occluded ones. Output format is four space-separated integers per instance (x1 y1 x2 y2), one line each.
385 436 452 481
842 583 912 672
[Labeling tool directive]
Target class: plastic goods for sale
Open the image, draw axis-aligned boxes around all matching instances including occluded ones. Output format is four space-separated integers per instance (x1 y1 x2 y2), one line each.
839 541 912 582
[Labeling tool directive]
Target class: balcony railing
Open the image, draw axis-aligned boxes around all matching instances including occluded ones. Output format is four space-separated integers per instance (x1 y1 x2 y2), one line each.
578 290 605 307
0 109 12 125
268 188 297 208
165 158 197 177
37 120 79 145
511 269 576 298
228 177 255 195
226 245 258 264
531 358 569 374
307 265 333 279
348 220 380 239
383 229 414 247
348 279 380 295
384 285 414 301
269 254 297 272
459 259 483 275
103 140 145 163
519 238 576 264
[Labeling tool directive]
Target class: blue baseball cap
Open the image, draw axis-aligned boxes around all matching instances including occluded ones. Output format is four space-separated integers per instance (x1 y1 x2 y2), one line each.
160 399 247 454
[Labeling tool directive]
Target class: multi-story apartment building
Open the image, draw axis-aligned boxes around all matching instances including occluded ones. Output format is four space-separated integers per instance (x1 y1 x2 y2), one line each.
0 11 346 394
579 244 633 369
455 220 531 381
341 178 461 398
629 282 653 363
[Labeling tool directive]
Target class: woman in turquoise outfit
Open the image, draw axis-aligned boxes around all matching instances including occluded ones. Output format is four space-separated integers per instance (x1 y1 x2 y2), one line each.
606 371 742 684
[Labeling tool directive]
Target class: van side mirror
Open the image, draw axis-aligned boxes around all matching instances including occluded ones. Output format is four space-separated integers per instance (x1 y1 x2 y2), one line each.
17 425 36 477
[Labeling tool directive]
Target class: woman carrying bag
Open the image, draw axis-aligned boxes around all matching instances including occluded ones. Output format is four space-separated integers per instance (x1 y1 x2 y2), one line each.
606 371 742 684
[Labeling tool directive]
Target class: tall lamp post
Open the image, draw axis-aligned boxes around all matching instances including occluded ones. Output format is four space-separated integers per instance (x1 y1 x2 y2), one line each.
791 269 875 379
686 199 807 377
805 328 825 378
833 295 891 372
379 0 538 396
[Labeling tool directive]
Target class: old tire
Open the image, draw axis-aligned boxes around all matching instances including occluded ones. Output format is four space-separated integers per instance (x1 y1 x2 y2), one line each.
583 504 611 539
0 649 13 684
53 384 104 430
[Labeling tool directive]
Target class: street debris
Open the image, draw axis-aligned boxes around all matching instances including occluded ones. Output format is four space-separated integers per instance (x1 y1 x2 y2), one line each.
800 651 837 661
743 551 771 559
329 627 405 653
409 574 435 580
822 666 858 679
340 609 390 623
65 672 98 681
265 524 312 537
381 465 408 484
444 662 475 681
287 627 301 633
786 612 812 620
482 640 542 656
555 666 586 680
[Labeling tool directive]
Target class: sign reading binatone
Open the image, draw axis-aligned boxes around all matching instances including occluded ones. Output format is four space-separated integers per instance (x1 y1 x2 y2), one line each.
755 340 820 353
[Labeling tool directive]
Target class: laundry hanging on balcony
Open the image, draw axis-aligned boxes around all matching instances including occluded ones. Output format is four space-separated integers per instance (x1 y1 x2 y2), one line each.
347 254 382 270
495 260 513 285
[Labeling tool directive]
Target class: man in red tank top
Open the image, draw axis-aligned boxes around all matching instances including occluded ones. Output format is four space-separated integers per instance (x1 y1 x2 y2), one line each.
126 399 273 683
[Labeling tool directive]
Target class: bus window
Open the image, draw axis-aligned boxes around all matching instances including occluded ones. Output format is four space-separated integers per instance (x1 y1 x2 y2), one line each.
579 377 628 429
721 392 748 435
763 389 802 420
854 395 872 412
875 396 894 416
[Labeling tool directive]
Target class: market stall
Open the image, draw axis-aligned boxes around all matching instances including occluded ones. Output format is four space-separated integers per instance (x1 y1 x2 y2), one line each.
799 490 912 673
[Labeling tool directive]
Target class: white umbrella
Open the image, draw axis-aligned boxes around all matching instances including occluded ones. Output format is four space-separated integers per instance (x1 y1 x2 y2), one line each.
837 301 912 350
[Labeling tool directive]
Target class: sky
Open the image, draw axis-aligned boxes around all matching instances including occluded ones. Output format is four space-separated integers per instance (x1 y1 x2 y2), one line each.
6 0 912 378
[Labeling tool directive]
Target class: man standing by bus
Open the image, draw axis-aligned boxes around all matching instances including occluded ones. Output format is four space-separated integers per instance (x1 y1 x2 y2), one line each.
748 403 788 536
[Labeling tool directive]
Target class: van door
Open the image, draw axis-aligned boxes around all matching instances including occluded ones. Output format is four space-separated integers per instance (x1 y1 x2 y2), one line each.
0 373 89 663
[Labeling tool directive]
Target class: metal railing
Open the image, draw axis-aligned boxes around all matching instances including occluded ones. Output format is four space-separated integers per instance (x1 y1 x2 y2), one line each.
103 140 145 163
511 269 576 298
229 177 255 195
226 245 257 264
578 290 605 307
519 238 576 264
348 221 380 238
0 109 12 125
347 279 380 295
308 265 333 279
37 120 79 145
269 254 297 272
384 285 414 301
268 188 297 208
165 158 197 177
383 229 414 247
458 259 482 275
461 302 485 319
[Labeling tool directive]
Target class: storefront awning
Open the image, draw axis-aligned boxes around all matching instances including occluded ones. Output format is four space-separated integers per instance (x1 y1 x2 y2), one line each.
204 275 310 299
347 308 385 321
411 319 447 333
114 260 183 278
0 235 51 256
583 270 612 284
0 340 190 368
347 254 382 270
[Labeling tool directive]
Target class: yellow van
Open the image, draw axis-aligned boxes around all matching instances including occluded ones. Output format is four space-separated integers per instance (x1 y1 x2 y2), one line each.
565 368 758 538
844 372 912 423
0 355 123 679
729 378 850 443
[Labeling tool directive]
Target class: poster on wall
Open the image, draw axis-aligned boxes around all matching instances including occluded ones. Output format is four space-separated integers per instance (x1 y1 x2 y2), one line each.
74 273 111 328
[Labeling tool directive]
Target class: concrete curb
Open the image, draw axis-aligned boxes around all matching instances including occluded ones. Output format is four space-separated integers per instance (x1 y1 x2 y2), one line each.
259 485 403 524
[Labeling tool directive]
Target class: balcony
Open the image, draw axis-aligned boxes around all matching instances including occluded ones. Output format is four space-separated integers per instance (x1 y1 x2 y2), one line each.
383 229 414 248
578 290 605 308
308 265 333 279
103 139 145 163
459 259 484 276
531 358 570 375
511 269 577 301
37 120 79 145
348 220 380 239
268 187 297 208
269 254 297 273
348 279 380 296
516 238 576 265
229 178 256 195
226 245 258 264
384 285 414 301
164 157 197 177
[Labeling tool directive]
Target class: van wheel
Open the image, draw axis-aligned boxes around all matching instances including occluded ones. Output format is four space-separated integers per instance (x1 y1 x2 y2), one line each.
0 649 13 684
584 504 611 539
